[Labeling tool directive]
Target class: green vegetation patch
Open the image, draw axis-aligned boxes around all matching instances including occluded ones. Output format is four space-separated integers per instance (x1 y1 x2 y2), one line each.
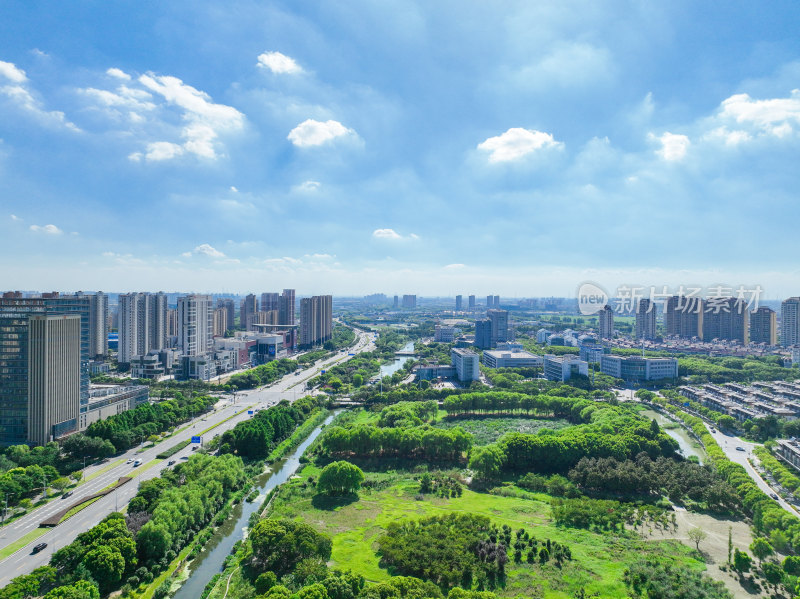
435 417 571 446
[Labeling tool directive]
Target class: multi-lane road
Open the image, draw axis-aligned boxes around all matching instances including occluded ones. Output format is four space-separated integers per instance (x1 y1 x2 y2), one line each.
0 329 375 587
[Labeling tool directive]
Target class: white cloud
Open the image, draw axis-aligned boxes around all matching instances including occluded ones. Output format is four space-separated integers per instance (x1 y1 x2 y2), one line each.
702 126 752 146
477 128 563 163
0 60 79 131
10 214 21 221
230 186 238 192
444 263 466 269
29 224 63 235
287 119 354 147
184 243 225 258
137 73 245 160
257 51 303 74
293 180 321 193
718 91 800 136
106 67 131 80
652 132 690 161
372 228 419 241
144 141 184 161
0 60 28 83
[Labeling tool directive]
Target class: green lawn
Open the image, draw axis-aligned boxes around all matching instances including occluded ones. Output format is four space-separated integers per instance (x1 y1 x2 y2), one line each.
268 468 703 598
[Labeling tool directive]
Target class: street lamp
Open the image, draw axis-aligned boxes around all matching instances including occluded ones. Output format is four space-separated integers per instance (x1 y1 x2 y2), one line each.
1 493 14 524
41 476 48 500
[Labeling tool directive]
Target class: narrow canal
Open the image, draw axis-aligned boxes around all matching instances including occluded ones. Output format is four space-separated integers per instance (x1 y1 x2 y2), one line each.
171 412 337 599
641 409 707 464
379 340 416 378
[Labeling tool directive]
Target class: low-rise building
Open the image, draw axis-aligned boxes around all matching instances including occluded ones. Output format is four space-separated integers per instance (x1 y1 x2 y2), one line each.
451 347 480 382
600 355 678 382
482 350 543 369
543 355 588 382
579 345 604 364
434 325 456 343
82 384 149 428
776 439 800 471
414 364 457 380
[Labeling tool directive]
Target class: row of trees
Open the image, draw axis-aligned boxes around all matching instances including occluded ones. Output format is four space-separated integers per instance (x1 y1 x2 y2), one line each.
134 452 247 565
227 358 299 391
442 391 596 422
321 425 472 461
85 393 216 451
219 397 323 459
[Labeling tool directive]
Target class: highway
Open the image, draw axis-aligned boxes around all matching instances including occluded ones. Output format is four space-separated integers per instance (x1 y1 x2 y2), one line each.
705 424 800 517
0 329 375 587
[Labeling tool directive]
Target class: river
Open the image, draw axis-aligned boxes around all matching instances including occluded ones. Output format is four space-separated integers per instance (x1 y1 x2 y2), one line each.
641 409 707 464
171 412 337 599
379 341 416 377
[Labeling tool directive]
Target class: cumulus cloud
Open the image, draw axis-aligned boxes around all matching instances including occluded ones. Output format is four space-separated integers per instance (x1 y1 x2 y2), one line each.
257 51 303 74
136 73 245 160
30 224 63 235
0 59 79 131
477 128 563 163
106 67 131 80
717 90 800 137
287 119 354 147
0 60 27 83
182 243 225 258
372 228 418 241
651 132 690 161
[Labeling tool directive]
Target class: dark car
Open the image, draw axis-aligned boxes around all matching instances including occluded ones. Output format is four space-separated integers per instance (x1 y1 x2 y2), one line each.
167 460 176 466
32 543 47 554
735 446 746 451
771 493 780 500
61 491 73 499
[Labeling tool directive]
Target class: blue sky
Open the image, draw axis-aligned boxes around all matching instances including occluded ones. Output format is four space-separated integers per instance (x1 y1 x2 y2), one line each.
1 1 800 297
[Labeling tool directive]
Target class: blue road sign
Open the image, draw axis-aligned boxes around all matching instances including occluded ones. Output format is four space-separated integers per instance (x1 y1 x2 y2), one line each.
191 436 201 443
248 410 254 415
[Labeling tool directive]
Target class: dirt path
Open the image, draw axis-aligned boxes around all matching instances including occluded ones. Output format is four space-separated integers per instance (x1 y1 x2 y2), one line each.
643 508 759 599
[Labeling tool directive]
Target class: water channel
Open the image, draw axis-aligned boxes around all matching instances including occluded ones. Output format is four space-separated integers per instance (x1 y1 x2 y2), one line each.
172 412 338 599
641 409 707 464
379 341 416 378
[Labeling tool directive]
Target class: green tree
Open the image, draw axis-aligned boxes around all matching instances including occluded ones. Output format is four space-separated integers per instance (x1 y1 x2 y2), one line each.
82 546 125 592
317 461 364 496
468 446 505 483
43 580 100 599
249 519 332 575
50 478 70 493
688 527 708 551
733 549 752 575
783 555 800 576
749 537 773 565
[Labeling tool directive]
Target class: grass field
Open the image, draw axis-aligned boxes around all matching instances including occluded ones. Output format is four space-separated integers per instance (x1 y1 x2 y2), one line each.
268 467 704 598
434 416 572 446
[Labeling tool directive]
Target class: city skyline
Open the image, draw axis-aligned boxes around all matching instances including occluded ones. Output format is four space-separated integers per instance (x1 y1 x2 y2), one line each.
2 2 800 295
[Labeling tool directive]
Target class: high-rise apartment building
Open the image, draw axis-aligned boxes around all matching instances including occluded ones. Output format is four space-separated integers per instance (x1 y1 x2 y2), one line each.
474 319 492 349
87 291 108 359
402 295 417 309
494 295 500 308
241 294 258 331
177 294 214 356
213 307 228 337
279 289 296 326
486 295 493 309
216 299 235 334
598 304 614 339
782 298 800 347
455 295 463 311
0 297 87 445
487 309 509 346
702 298 749 344
261 292 279 313
167 308 178 337
393 295 399 309
468 295 476 310
750 306 777 345
664 296 704 339
118 292 168 364
299 295 332 348
635 299 657 340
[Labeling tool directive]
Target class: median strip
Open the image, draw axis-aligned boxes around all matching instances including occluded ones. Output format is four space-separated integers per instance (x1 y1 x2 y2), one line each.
0 528 48 561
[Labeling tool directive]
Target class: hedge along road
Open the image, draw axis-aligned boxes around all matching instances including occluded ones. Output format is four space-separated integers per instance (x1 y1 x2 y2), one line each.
0 329 375 587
